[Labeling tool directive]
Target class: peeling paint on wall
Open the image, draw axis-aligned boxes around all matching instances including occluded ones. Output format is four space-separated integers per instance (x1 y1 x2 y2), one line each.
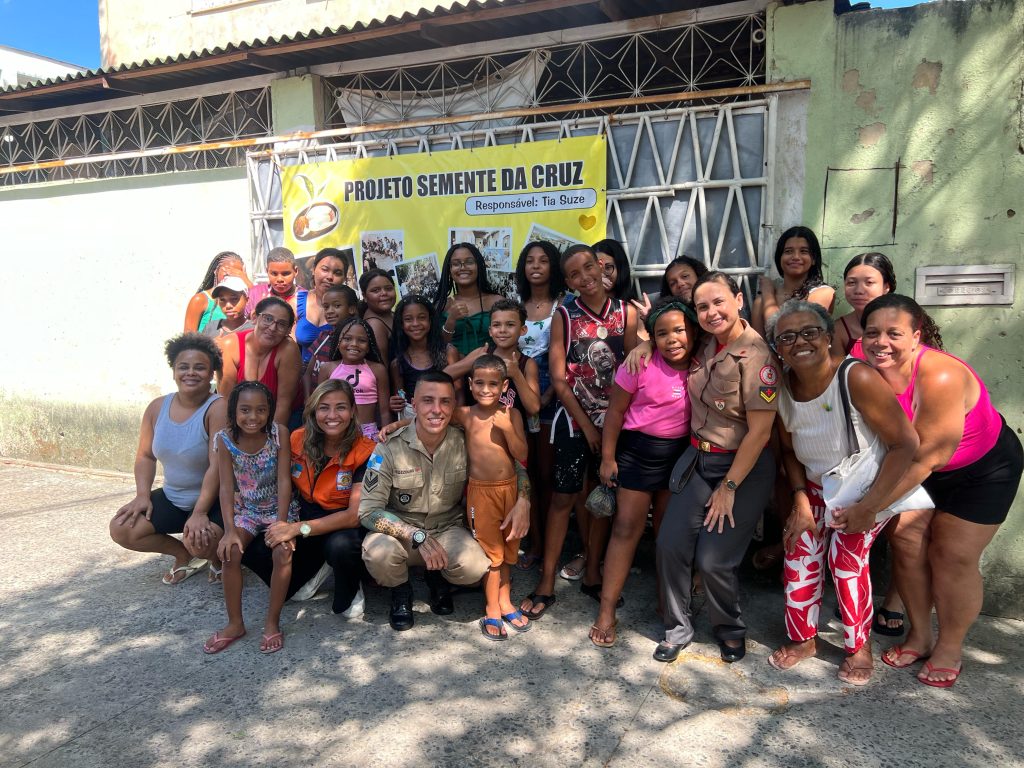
911 59 943 94
857 121 887 146
850 208 875 224
855 89 878 115
911 159 935 185
841 69 861 93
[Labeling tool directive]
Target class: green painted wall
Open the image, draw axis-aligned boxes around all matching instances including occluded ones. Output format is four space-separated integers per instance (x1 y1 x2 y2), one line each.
271 74 325 133
769 0 1024 616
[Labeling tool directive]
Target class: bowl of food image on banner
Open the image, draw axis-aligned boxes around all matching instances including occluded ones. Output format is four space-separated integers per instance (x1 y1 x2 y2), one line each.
291 174 340 241
293 200 340 241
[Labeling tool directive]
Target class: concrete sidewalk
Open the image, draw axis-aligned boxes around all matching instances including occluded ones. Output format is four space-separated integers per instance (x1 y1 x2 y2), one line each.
1 461 1021 768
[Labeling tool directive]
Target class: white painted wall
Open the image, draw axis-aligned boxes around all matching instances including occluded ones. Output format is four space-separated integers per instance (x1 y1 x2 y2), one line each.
0 46 84 89
0 168 251 406
99 0 484 67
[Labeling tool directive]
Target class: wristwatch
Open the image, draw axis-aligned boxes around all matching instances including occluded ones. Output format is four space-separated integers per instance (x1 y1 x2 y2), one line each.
299 522 312 537
410 529 427 549
724 478 739 492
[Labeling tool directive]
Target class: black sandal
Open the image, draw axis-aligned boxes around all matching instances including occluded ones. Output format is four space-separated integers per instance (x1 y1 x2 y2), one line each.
873 607 905 636
521 592 556 619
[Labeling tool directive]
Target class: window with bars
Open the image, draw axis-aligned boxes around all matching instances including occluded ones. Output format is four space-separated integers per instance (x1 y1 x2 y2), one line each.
323 14 766 133
0 86 272 187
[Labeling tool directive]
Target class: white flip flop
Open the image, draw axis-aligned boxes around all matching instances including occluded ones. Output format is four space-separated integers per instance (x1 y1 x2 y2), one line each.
162 557 208 585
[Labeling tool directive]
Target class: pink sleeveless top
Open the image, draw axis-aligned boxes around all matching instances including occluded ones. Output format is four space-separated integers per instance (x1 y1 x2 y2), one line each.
329 362 378 405
895 346 1001 472
849 338 865 361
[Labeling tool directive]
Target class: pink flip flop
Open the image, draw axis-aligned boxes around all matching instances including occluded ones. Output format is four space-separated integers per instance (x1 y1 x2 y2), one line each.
259 632 284 654
203 630 246 654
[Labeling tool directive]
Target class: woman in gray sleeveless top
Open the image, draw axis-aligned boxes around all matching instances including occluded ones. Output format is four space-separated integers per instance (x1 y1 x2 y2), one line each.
109 334 228 584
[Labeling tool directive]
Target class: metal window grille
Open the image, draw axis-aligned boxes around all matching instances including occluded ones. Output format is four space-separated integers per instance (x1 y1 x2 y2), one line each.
323 13 766 133
0 87 272 186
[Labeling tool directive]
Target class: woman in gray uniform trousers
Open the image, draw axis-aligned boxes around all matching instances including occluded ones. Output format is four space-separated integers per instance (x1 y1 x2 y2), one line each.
654 272 780 663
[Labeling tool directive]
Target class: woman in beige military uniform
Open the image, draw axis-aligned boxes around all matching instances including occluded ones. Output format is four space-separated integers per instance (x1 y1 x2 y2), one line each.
654 272 780 664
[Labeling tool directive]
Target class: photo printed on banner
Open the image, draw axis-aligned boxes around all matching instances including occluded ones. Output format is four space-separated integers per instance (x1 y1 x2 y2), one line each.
396 253 441 298
449 227 513 272
525 222 578 256
360 230 404 278
489 270 518 301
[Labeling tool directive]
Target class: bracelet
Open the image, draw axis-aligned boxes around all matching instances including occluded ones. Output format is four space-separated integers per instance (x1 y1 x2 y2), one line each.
791 486 807 496
442 324 455 334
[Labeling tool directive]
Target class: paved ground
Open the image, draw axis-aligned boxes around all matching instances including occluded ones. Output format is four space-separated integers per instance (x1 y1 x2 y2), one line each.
2 460 1022 768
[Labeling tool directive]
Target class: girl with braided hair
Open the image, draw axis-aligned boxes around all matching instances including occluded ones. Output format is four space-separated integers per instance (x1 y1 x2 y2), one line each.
205 380 299 655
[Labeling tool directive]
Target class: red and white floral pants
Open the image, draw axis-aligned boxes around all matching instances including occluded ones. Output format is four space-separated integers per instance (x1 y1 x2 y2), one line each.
782 483 888 654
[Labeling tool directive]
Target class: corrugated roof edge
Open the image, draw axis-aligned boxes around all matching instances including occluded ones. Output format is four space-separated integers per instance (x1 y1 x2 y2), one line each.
0 0 509 95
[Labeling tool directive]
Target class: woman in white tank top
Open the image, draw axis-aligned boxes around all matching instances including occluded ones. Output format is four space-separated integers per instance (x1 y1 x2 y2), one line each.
766 301 918 686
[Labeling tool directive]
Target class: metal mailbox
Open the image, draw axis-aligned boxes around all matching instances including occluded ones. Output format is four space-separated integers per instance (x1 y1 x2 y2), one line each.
914 264 1015 306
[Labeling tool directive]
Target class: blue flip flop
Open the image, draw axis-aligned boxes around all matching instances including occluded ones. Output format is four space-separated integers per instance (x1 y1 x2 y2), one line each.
479 617 508 641
502 610 532 633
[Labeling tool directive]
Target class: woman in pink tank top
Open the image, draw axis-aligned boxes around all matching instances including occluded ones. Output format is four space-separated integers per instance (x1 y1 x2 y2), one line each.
861 294 1023 689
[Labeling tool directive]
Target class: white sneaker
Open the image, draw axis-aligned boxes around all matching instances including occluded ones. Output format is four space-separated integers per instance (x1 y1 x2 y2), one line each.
341 585 365 619
292 562 332 601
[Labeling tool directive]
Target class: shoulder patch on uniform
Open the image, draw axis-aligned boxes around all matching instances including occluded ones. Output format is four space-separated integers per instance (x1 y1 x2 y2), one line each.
759 365 778 386
759 386 777 403
291 462 303 478
336 470 353 491
367 452 384 471
714 398 726 411
363 469 379 491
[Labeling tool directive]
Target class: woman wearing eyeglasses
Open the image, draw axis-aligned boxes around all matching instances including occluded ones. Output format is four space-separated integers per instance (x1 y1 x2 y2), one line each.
217 296 302 426
765 300 918 686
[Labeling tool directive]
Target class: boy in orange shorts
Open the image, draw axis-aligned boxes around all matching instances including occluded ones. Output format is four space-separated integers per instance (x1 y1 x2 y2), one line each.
461 354 530 639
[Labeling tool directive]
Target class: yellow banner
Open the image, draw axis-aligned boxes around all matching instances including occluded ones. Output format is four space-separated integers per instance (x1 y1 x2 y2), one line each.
281 135 606 296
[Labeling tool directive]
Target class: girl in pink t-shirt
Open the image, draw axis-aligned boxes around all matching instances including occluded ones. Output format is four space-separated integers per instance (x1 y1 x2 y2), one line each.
590 298 697 648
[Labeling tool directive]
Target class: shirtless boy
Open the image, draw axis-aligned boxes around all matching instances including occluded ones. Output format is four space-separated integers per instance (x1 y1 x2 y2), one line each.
460 354 531 639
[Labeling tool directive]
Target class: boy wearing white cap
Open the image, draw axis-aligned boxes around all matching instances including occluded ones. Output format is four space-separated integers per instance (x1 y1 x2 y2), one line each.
203 276 253 339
